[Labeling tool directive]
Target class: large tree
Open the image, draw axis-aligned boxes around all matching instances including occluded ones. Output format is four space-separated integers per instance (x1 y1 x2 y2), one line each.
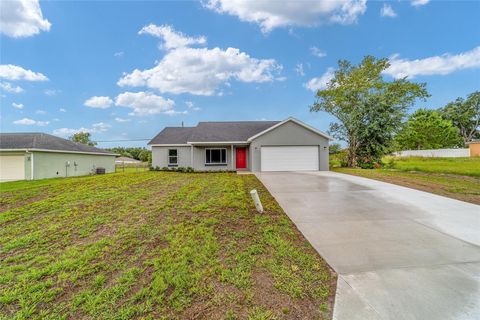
440 91 480 145
394 109 463 150
311 56 429 167
69 132 97 146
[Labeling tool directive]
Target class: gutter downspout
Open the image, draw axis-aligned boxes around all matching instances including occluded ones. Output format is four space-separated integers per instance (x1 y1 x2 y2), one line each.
231 144 234 171
26 150 34 180
190 145 194 168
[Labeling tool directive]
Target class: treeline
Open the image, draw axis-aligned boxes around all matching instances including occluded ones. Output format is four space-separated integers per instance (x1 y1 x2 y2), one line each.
106 147 152 162
393 92 479 150
312 56 479 168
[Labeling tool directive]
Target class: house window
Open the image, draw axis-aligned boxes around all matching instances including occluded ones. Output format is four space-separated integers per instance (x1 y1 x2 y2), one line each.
205 148 227 165
168 149 178 166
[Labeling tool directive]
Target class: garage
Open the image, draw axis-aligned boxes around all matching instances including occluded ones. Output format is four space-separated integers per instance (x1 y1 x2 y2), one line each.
261 146 319 171
0 155 25 181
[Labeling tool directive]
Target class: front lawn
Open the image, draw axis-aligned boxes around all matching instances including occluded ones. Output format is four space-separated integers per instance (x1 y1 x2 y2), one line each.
0 172 336 319
386 156 480 177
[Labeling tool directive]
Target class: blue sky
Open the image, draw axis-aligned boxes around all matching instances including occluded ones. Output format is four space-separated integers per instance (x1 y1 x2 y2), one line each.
1 0 479 147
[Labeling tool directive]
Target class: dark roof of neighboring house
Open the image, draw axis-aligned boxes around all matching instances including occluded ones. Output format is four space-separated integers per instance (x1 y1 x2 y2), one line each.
0 133 115 155
148 121 281 144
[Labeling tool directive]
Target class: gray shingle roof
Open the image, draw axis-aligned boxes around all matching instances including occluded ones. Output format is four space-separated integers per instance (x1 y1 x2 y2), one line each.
0 133 115 155
148 127 196 144
148 121 281 144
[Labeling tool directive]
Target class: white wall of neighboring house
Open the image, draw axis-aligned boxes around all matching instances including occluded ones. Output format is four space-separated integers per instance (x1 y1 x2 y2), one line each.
394 148 470 158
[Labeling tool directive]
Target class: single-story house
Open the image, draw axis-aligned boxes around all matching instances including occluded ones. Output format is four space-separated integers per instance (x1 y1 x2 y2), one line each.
0 132 116 181
149 117 333 172
115 156 141 165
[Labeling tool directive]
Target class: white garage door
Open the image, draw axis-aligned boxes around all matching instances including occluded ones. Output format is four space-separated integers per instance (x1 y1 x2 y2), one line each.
261 146 319 172
0 155 25 181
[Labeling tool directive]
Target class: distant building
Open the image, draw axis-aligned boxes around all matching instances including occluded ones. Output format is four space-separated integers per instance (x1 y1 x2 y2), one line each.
115 156 141 164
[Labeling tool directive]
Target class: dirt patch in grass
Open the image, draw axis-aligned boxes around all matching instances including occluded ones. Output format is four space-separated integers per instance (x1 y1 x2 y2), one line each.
334 168 480 205
1 172 336 319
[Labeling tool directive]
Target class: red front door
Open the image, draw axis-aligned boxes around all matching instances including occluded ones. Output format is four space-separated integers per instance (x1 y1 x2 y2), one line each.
236 147 247 169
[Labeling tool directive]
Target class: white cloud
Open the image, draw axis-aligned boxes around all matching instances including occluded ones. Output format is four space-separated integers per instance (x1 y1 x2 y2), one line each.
13 118 49 126
115 91 176 116
205 0 367 33
53 122 111 137
384 46 480 79
381 4 397 18
295 63 305 76
44 89 59 96
12 102 24 109
59 108 66 112
0 0 51 38
0 81 24 93
114 51 124 57
310 46 327 58
118 47 282 96
305 67 335 91
185 101 200 111
164 109 188 116
411 0 430 7
139 24 207 50
0 64 48 81
84 96 113 109
35 109 46 115
115 117 131 123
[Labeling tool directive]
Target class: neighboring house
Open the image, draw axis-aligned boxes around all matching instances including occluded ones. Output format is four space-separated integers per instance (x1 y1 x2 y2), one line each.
467 140 480 157
149 117 333 172
0 133 116 181
115 156 141 165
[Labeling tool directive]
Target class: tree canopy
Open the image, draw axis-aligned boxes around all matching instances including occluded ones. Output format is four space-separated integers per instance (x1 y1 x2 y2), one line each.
440 91 480 145
69 132 97 146
394 109 463 150
311 56 429 167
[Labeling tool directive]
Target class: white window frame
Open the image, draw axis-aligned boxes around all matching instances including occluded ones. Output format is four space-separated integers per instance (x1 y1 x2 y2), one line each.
205 148 227 165
168 149 178 166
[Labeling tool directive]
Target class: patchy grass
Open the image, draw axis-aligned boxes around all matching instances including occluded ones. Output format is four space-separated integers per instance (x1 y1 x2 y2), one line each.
333 167 480 205
0 172 336 319
386 156 480 177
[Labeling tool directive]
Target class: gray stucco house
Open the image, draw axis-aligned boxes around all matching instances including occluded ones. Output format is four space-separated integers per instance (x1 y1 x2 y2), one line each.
0 133 116 181
149 117 333 172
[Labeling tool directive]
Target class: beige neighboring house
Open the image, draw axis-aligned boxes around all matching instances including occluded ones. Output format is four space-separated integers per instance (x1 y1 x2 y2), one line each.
467 140 480 157
115 156 141 165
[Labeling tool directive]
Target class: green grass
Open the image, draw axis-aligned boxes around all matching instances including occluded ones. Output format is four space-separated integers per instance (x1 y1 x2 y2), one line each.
0 172 335 319
386 156 480 177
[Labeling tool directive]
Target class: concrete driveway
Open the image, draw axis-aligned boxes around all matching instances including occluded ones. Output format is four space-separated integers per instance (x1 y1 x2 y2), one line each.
257 171 480 320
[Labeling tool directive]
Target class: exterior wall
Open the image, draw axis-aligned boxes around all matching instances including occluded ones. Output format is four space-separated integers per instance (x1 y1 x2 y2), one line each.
469 143 480 157
193 146 235 171
151 145 250 171
151 146 192 168
249 121 330 171
32 151 115 180
0 151 30 180
394 148 470 158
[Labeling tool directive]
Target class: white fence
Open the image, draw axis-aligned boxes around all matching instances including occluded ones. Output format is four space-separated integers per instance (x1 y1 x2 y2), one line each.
393 148 470 158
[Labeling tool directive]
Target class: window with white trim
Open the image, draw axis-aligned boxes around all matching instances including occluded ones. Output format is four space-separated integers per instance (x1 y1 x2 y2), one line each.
168 149 178 166
205 148 227 165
